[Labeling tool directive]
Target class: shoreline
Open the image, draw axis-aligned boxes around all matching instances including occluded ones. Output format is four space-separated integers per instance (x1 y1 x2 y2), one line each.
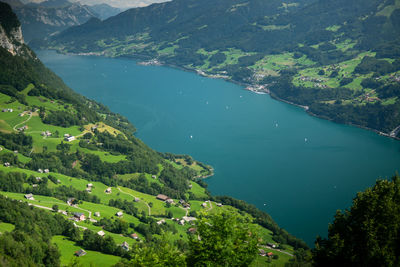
45 49 400 142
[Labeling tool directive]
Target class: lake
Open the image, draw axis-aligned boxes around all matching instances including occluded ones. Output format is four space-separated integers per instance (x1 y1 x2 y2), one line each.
37 50 400 246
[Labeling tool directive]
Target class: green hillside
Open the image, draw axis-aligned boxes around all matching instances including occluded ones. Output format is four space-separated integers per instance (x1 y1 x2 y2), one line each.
44 0 400 137
0 2 308 266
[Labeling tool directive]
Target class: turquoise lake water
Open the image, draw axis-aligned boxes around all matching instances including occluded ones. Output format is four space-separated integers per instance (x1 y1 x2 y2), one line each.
37 50 400 246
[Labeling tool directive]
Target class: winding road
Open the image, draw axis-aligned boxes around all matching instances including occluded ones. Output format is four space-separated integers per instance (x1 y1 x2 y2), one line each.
117 187 151 216
13 112 32 132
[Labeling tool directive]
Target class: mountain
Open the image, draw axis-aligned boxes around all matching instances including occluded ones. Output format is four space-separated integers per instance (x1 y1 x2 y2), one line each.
5 0 98 42
87 3 122 20
46 0 400 138
0 2 309 265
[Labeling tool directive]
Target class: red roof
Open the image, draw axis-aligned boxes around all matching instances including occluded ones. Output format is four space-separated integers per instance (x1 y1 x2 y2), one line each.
267 252 273 256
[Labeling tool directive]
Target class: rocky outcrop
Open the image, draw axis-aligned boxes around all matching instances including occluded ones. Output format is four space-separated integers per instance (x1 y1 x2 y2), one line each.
0 1 25 56
0 24 25 55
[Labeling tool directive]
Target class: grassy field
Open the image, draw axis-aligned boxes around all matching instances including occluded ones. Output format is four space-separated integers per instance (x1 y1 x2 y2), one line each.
188 181 208 199
52 235 121 267
0 222 15 233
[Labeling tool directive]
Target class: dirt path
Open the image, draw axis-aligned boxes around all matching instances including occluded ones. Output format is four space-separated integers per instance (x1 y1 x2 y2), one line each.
13 113 32 132
30 200 92 218
117 187 151 216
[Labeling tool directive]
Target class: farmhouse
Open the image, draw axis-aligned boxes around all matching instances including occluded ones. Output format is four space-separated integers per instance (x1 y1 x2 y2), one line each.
116 211 123 217
130 233 138 239
187 228 197 234
156 194 169 201
105 187 112 194
121 241 129 251
75 249 86 257
64 136 76 142
94 212 100 217
24 194 34 200
259 249 266 256
67 198 75 206
97 230 105 237
73 212 85 221
3 162 10 167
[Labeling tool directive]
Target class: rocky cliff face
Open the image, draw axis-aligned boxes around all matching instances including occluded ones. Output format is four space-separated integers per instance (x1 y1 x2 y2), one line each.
0 1 26 55
0 24 24 55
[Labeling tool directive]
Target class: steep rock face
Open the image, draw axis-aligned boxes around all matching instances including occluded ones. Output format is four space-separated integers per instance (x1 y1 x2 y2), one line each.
0 1 26 55
0 24 24 55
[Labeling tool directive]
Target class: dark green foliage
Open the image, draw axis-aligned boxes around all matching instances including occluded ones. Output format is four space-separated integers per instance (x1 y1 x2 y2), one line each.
314 175 400 266
43 110 82 127
0 171 25 192
116 234 186 266
0 132 33 155
209 52 226 67
109 198 139 217
361 78 383 89
80 229 127 257
354 56 397 75
309 101 400 133
0 84 27 105
187 212 259 266
377 84 400 99
0 195 81 266
95 217 129 235
339 77 353 86
0 2 20 37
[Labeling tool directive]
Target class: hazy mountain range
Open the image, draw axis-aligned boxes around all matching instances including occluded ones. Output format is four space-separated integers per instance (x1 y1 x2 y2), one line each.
3 0 123 42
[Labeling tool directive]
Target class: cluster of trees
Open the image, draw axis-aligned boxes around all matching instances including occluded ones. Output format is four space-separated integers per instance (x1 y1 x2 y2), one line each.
109 199 139 217
314 174 400 266
309 101 400 133
0 132 33 155
42 110 83 128
354 56 400 75
116 212 260 266
80 229 129 258
0 84 28 105
0 195 80 266
95 218 129 235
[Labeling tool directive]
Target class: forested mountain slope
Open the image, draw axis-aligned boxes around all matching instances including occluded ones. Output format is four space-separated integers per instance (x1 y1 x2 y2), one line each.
45 0 400 137
0 3 308 266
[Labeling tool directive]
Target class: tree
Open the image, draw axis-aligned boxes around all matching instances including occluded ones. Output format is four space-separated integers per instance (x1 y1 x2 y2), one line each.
52 204 59 212
313 174 400 267
119 233 186 266
187 211 259 266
